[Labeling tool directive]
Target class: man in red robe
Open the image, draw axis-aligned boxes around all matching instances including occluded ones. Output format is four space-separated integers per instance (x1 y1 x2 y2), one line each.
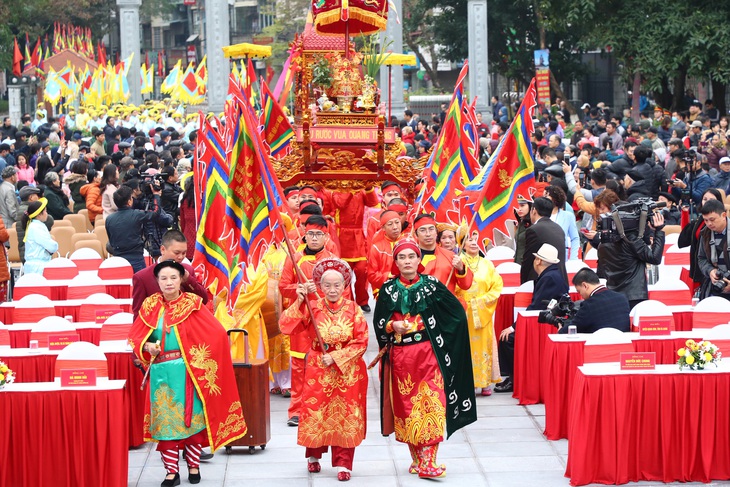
413 214 473 299
328 187 380 312
279 215 352 427
367 210 403 298
366 181 406 247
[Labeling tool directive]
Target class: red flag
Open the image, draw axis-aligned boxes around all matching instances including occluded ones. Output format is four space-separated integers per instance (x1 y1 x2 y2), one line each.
259 79 294 158
157 51 165 77
266 65 275 84
12 38 22 76
145 51 150 69
31 37 41 67
98 42 107 66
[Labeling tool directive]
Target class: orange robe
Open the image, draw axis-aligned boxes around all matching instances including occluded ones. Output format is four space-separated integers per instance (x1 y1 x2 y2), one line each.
279 297 368 448
420 246 473 300
367 234 400 297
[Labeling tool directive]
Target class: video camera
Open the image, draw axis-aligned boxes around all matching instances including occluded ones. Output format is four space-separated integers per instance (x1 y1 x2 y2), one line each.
537 294 579 328
140 173 165 195
598 197 666 243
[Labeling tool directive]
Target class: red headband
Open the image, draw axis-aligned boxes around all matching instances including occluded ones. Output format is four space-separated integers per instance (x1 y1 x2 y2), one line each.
387 203 407 213
286 190 299 198
380 210 400 227
299 200 318 211
299 188 318 198
414 215 436 230
304 219 328 231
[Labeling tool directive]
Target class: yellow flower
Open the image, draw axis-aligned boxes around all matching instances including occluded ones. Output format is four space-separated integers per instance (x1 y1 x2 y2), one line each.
686 355 695 365
677 348 686 357
0 365 7 373
686 339 696 347
704 353 713 362
0 373 4 382
702 341 710 348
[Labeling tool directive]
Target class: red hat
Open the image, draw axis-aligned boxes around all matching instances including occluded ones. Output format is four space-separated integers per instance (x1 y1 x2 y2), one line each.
413 215 436 231
380 210 400 227
312 258 352 289
299 200 318 211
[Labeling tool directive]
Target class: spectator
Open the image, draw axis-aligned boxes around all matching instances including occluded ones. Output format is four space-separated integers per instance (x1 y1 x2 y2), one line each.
697 199 730 299
16 186 52 262
22 198 58 274
671 149 713 206
106 185 165 272
64 161 89 212
178 178 196 260
80 168 103 225
658 192 681 225
701 133 728 172
160 165 182 226
42 172 71 220
14 153 34 186
632 145 663 200
543 185 580 260
100 163 119 218
713 157 730 194
558 268 630 333
599 122 623 151
0 144 9 172
0 167 18 230
520 197 568 284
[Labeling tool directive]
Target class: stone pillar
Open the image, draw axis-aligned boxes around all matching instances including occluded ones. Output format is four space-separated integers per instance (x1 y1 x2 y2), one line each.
205 0 230 113
467 0 489 117
8 86 22 127
380 0 404 120
116 0 142 105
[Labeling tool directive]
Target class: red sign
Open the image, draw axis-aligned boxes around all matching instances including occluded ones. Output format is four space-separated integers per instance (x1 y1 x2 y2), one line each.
296 126 396 144
60 368 97 387
535 69 551 107
183 0 196 4
95 308 123 324
620 352 656 370
48 333 80 351
253 36 274 45
639 317 672 336
186 45 197 65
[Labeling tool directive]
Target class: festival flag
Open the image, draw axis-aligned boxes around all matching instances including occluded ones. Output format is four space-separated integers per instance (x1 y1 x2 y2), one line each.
161 59 182 94
411 61 472 224
463 78 537 250
460 97 482 183
31 37 41 68
141 63 154 94
157 50 165 77
273 51 297 106
259 79 294 158
144 52 150 71
44 69 62 104
98 42 107 66
195 55 207 83
193 115 234 300
12 38 22 76
23 34 32 72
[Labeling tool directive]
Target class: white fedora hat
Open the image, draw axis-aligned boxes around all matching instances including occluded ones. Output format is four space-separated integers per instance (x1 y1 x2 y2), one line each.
533 243 560 265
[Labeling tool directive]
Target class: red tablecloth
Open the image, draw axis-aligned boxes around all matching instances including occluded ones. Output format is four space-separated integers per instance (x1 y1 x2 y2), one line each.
633 337 699 364
0 350 145 448
494 293 515 335
106 284 131 299
0 303 132 324
8 328 31 348
513 312 556 405
674 310 693 331
566 366 730 486
543 337 585 440
0 384 129 487
77 328 101 345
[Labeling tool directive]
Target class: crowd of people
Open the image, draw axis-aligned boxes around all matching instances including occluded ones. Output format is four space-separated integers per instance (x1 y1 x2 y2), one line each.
4 94 730 484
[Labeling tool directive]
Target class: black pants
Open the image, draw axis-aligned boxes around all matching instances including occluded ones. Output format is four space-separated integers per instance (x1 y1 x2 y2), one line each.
498 331 515 377
628 298 645 311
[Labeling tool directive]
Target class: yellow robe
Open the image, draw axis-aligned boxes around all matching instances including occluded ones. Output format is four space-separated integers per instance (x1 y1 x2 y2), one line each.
456 254 503 388
262 246 290 374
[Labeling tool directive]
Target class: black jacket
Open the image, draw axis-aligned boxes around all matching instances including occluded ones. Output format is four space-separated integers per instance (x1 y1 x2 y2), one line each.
161 181 182 223
521 217 568 284
526 265 569 311
678 218 705 283
597 230 665 301
43 185 71 220
106 200 166 259
558 286 630 333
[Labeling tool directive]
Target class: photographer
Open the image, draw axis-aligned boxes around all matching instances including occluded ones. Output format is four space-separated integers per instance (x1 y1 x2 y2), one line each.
106 185 168 272
696 199 730 299
134 174 174 261
597 199 666 309
557 268 630 334
671 149 712 206
495 244 568 393
159 165 182 227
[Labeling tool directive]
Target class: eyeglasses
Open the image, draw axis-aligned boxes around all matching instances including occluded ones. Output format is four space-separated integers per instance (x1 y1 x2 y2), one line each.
305 231 326 239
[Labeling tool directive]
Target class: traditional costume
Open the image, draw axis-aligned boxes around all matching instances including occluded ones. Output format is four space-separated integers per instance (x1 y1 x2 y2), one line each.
279 258 368 480
366 210 402 297
373 240 476 478
262 245 292 395
456 251 503 390
129 285 246 478
415 216 473 299
279 217 353 424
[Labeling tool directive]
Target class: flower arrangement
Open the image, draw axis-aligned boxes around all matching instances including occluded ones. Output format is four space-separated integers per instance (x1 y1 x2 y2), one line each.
677 339 722 370
0 360 15 388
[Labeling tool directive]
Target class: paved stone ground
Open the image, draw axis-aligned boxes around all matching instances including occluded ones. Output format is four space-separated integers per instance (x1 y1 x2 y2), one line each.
127 308 730 487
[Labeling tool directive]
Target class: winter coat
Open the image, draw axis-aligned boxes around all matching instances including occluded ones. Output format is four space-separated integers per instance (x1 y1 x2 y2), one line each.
80 182 102 223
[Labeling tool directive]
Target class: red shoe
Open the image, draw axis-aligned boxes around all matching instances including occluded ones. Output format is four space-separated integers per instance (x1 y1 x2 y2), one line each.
337 471 351 481
307 462 321 473
408 462 419 475
270 387 281 395
418 464 446 479
481 387 492 396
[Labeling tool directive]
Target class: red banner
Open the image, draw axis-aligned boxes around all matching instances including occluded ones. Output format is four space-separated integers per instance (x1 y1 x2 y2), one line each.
296 126 396 144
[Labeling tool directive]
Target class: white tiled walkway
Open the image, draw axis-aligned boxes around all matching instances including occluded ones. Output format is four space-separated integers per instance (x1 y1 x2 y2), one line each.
127 309 730 487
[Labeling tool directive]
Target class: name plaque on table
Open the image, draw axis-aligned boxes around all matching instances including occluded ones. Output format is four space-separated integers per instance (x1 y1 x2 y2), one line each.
638 317 672 336
48 333 80 351
95 308 123 324
60 368 97 387
620 352 656 370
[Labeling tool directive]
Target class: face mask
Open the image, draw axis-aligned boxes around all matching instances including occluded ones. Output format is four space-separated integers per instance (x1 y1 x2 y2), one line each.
672 117 678 123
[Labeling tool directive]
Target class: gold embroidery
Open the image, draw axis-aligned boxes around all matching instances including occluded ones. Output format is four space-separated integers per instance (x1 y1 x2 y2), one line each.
305 396 318 405
317 360 359 396
189 344 221 395
149 384 206 438
215 400 247 445
397 373 415 396
393 382 446 445
433 370 444 391
141 294 162 319
297 395 365 448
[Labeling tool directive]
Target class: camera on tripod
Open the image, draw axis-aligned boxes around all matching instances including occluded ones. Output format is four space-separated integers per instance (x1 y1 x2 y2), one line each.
537 294 578 328
140 173 165 195
598 197 666 243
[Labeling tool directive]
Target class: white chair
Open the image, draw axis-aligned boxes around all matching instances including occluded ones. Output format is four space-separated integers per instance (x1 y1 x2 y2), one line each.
78 293 120 322
692 297 730 329
664 233 680 246
630 299 674 330
13 294 56 323
67 274 106 300
513 280 534 322
100 312 134 342
43 257 80 280
663 245 690 266
584 327 633 345
648 279 691 305
54 341 109 378
584 328 634 363
496 262 522 287
31 316 75 348
98 257 134 280
700 324 730 353
69 247 104 272
13 273 51 300
584 248 598 268
566 260 590 281
486 246 515 267
695 297 730 312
